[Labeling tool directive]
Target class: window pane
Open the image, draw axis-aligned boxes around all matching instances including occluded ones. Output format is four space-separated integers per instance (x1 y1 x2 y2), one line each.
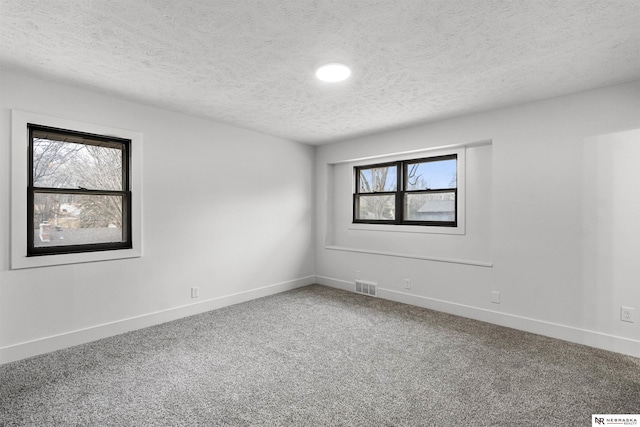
406 159 456 190
404 192 455 222
32 137 123 190
33 193 125 247
359 166 397 192
356 194 395 220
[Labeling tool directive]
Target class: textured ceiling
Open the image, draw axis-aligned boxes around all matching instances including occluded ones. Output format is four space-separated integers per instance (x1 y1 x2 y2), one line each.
1 0 639 144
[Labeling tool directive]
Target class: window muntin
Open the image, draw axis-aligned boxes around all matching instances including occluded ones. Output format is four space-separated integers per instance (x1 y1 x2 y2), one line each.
27 124 132 256
354 154 457 226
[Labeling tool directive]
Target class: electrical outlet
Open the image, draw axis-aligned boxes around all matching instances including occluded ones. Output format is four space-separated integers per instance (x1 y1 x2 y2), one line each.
191 287 199 299
404 279 411 290
491 291 501 304
620 306 635 323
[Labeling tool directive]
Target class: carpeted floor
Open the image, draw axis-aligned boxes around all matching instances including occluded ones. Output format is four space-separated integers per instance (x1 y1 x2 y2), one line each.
1 284 639 426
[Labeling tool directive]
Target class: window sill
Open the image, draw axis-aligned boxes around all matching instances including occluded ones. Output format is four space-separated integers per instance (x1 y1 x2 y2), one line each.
348 222 465 235
11 248 142 270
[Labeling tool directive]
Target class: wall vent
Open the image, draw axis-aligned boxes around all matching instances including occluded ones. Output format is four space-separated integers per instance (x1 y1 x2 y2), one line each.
355 280 377 297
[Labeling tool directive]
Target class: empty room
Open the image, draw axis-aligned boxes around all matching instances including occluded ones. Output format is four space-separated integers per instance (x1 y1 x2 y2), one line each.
1 1 639 425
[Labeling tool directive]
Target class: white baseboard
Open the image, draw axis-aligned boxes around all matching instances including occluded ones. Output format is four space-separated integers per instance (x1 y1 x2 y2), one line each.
0 276 315 365
5 275 636 364
315 275 640 358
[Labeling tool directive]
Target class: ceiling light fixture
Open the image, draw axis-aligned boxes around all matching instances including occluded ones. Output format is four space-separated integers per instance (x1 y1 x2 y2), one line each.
315 63 351 82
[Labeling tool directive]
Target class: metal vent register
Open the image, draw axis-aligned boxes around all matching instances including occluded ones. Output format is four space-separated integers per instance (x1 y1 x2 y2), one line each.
355 280 377 297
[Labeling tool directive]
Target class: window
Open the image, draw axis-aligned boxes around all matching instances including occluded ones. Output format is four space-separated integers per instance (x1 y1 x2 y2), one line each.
27 124 132 256
11 110 142 269
353 154 457 227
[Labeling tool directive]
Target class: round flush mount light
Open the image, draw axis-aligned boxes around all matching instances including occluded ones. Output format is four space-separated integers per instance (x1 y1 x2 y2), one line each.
315 63 351 82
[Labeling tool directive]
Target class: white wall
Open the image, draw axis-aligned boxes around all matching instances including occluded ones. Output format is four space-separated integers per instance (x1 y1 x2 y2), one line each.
0 71 316 364
315 81 640 357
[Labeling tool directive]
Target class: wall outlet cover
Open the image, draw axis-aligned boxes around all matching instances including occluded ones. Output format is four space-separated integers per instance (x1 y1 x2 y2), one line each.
491 291 500 304
620 306 635 323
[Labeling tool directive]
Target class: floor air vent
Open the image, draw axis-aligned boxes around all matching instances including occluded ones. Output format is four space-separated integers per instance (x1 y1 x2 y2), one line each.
355 280 377 297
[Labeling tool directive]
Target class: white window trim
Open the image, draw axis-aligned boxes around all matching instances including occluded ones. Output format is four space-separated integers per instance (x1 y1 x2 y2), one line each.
348 146 466 235
11 110 142 269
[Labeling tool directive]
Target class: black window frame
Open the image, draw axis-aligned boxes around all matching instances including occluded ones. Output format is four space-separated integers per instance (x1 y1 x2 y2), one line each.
353 154 457 227
27 124 133 256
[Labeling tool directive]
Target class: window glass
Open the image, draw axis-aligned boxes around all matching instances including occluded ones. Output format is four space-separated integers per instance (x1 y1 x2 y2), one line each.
32 193 126 248
406 158 456 191
404 192 456 222
32 130 123 190
355 194 396 220
359 166 397 192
